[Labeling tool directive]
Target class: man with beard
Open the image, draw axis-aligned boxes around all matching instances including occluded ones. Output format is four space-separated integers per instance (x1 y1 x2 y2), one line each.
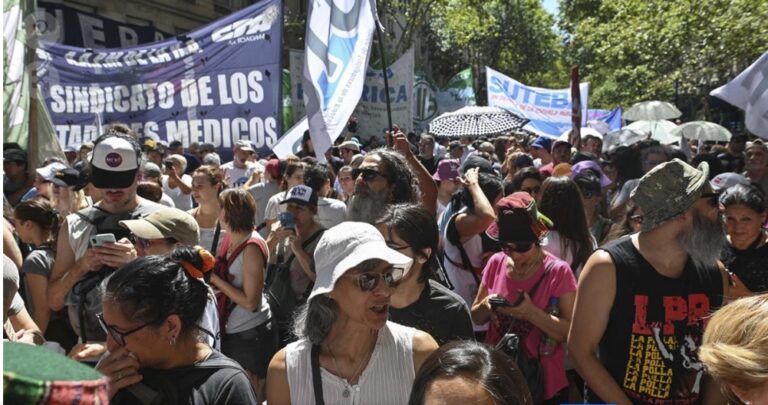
569 159 731 405
346 149 419 224
47 131 161 343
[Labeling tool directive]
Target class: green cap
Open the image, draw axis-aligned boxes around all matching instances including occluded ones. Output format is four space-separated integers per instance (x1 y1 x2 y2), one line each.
631 158 709 231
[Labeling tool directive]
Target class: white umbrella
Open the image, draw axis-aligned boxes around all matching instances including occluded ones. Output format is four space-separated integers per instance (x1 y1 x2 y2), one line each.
624 120 679 145
427 106 529 138
669 121 732 142
602 128 647 153
623 100 682 121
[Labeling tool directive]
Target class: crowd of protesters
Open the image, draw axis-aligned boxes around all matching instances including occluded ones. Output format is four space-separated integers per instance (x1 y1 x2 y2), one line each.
3 120 768 405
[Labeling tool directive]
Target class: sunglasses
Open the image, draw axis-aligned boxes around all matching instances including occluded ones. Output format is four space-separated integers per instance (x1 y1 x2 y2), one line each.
345 268 404 292
502 242 534 253
351 168 388 183
97 312 162 347
135 237 176 249
700 192 720 208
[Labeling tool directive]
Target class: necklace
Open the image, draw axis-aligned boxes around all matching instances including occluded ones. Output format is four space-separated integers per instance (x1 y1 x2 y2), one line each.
326 335 376 398
509 250 543 279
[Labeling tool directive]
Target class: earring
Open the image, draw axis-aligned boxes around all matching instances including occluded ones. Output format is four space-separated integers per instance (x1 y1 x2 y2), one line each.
169 335 176 345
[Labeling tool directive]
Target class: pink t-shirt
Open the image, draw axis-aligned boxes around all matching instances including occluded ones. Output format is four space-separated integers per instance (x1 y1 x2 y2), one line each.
481 251 577 400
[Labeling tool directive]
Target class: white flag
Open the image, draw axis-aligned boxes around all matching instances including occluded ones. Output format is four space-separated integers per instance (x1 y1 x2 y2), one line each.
711 51 768 138
272 116 309 159
303 0 377 163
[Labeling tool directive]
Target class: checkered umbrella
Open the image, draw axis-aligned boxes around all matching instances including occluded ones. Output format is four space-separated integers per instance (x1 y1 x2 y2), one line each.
427 106 529 138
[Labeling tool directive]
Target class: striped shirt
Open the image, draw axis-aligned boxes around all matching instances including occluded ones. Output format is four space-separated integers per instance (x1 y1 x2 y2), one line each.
285 322 415 404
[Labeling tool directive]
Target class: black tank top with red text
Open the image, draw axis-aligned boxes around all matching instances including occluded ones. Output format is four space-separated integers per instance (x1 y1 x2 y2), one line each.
586 236 724 405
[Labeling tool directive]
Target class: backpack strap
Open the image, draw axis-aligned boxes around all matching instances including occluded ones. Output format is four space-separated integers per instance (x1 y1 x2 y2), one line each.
445 212 481 285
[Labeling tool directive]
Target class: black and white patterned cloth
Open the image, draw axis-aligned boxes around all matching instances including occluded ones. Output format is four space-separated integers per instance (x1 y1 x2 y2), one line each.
427 106 529 138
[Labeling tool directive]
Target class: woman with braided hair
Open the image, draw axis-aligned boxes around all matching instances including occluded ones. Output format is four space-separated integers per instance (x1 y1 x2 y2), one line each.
97 246 257 403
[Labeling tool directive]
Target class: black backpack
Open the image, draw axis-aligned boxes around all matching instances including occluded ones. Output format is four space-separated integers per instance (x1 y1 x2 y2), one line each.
69 203 157 341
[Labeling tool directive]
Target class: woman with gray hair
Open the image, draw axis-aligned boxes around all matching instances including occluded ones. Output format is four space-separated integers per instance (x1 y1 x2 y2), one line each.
266 222 439 404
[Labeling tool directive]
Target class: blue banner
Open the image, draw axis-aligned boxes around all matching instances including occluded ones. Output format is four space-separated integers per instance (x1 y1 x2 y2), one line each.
486 67 589 138
588 107 623 131
36 0 283 160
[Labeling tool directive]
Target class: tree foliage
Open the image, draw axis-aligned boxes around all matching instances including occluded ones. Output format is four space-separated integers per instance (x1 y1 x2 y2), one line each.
561 0 768 109
426 0 567 101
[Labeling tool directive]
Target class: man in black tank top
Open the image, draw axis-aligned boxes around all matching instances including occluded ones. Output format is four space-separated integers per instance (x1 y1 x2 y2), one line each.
569 159 731 405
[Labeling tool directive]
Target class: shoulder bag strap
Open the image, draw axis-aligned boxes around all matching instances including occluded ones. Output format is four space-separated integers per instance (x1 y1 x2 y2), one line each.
446 213 481 285
284 229 326 269
311 345 325 405
502 260 556 336
210 222 222 254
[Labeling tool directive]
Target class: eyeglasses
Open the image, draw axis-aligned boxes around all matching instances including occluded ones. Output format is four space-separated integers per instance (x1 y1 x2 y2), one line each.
700 192 720 208
581 189 597 199
97 312 162 347
352 168 388 183
385 241 411 252
345 268 405 292
502 242 534 253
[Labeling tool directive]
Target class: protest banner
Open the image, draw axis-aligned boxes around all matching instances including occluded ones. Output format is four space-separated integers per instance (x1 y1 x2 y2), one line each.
486 66 588 138
711 51 768 138
413 68 476 133
354 48 414 139
36 0 283 160
289 49 306 121
36 1 171 48
303 0 377 162
588 107 623 132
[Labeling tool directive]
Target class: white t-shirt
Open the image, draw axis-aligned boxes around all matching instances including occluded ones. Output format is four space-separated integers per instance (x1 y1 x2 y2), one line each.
264 191 289 224
159 193 175 208
221 161 263 188
161 174 192 210
248 181 280 237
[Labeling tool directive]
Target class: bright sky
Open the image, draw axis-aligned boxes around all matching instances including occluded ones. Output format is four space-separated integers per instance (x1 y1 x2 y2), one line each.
542 0 559 16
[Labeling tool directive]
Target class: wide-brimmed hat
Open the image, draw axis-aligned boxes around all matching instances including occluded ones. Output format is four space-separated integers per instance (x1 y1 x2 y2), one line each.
309 222 412 301
486 192 552 244
631 158 709 231
119 208 200 246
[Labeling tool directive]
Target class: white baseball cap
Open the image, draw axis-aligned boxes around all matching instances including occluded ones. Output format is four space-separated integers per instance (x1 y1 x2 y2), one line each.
35 162 68 181
309 222 412 301
710 172 750 193
90 135 140 189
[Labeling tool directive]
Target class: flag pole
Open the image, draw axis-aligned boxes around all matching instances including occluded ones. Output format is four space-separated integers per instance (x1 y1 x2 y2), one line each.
375 23 394 135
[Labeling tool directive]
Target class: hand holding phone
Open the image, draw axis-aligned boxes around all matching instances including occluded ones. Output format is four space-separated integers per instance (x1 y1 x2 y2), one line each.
278 212 295 230
489 295 513 310
90 233 116 248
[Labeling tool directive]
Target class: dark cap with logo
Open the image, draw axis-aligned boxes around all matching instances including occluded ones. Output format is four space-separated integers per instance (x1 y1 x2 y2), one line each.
279 185 318 207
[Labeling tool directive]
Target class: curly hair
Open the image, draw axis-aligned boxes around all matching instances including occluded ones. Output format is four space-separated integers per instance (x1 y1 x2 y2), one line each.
367 148 420 204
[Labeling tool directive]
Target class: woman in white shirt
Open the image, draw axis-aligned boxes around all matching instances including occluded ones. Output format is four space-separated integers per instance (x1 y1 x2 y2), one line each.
266 222 438 405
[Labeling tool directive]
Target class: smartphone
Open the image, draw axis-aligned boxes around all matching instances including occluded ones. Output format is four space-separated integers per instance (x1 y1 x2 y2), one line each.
278 211 295 230
489 296 513 309
164 160 174 169
90 233 116 247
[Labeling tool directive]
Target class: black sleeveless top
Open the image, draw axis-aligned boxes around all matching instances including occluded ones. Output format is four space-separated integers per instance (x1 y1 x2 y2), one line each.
587 236 724 405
